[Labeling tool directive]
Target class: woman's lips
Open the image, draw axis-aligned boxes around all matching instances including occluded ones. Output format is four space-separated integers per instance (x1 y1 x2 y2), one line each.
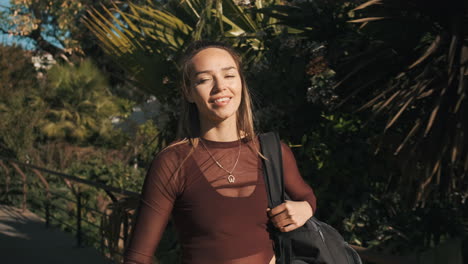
212 97 231 106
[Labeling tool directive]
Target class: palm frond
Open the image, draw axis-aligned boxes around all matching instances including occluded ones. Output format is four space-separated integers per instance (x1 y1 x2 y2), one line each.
84 0 283 98
408 35 441 69
348 17 386 23
352 0 383 11
335 0 468 205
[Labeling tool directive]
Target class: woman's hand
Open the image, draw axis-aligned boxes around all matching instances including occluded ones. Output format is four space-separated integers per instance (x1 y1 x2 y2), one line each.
267 200 313 232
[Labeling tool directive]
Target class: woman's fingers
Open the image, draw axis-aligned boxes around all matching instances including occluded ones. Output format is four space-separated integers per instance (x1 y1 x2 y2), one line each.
267 203 288 217
268 201 296 217
275 217 295 228
271 213 303 229
279 223 299 232
270 210 289 222
270 213 300 232
267 200 313 232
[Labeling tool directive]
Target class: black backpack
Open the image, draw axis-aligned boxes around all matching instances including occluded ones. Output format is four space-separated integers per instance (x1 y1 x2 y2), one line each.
259 132 363 264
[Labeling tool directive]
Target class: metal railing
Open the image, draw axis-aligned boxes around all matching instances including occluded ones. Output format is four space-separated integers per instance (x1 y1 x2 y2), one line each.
0 157 140 262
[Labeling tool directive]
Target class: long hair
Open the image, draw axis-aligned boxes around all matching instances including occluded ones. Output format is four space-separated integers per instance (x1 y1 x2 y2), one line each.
176 40 256 149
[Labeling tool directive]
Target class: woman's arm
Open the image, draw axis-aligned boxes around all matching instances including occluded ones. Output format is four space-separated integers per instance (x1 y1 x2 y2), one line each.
281 142 316 213
267 142 317 232
124 150 182 264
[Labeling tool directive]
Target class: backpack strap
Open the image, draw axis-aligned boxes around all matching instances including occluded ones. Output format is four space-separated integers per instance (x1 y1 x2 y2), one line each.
259 132 285 208
259 132 290 264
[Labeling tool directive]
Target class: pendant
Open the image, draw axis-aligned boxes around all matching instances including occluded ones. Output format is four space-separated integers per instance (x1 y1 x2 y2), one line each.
227 174 235 183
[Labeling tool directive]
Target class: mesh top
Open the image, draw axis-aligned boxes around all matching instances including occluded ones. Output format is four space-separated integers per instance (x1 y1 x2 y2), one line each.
124 137 317 264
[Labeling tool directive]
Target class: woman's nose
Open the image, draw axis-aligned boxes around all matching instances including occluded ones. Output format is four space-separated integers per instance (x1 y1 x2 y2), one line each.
211 77 227 94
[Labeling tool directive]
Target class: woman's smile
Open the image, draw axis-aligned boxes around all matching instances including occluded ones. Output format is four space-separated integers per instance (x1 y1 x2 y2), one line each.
211 96 232 106
188 47 242 124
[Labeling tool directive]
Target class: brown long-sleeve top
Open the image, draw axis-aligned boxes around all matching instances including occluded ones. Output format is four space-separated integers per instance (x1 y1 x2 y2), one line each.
124 137 317 264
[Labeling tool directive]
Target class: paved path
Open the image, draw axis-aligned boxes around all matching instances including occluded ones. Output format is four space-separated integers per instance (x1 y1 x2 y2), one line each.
0 204 112 264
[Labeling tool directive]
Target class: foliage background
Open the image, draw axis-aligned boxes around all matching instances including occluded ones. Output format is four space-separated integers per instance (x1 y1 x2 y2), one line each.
1 0 467 263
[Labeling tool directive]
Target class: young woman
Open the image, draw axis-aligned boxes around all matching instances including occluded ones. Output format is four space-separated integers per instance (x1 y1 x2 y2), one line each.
123 41 317 264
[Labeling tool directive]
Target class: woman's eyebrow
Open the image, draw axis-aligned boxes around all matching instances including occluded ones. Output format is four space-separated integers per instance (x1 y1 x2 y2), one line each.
221 66 237 71
194 66 237 76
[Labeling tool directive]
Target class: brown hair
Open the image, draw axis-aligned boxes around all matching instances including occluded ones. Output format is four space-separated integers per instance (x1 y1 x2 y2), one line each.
175 40 256 149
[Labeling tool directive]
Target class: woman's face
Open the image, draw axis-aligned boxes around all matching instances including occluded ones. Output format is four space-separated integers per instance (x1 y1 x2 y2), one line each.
188 48 242 125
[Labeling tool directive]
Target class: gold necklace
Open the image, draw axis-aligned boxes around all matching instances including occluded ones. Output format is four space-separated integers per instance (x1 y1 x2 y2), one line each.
200 138 242 183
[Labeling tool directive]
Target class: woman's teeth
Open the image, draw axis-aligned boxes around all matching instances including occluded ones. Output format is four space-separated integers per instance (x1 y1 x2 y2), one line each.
214 97 230 103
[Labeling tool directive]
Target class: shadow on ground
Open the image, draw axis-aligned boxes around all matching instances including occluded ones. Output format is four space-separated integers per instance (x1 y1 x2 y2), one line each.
0 205 112 264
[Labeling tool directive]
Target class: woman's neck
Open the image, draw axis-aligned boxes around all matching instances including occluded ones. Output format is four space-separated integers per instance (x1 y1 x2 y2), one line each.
200 117 239 142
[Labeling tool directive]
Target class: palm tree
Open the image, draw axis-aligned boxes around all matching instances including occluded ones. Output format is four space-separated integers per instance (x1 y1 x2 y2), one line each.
256 0 467 205
339 0 468 205
39 60 131 143
82 0 282 101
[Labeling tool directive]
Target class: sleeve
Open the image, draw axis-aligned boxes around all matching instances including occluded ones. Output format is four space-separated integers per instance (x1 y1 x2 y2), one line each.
281 142 317 213
123 149 184 264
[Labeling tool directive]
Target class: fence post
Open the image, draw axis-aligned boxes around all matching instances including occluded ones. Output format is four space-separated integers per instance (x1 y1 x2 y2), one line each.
100 215 105 254
0 161 9 194
31 169 50 228
76 192 82 247
123 212 129 245
45 201 50 228
10 162 27 211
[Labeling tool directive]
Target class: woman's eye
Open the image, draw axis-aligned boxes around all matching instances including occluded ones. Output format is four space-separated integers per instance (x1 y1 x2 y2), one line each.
226 75 235 78
197 79 210 84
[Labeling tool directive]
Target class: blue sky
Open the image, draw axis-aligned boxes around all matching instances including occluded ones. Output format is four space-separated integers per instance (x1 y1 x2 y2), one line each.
0 0 37 49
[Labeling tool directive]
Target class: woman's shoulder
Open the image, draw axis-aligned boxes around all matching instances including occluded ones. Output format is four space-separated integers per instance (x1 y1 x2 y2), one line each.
155 139 193 161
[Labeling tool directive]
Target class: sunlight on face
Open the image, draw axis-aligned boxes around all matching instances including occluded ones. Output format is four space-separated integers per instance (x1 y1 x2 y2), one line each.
188 48 243 125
